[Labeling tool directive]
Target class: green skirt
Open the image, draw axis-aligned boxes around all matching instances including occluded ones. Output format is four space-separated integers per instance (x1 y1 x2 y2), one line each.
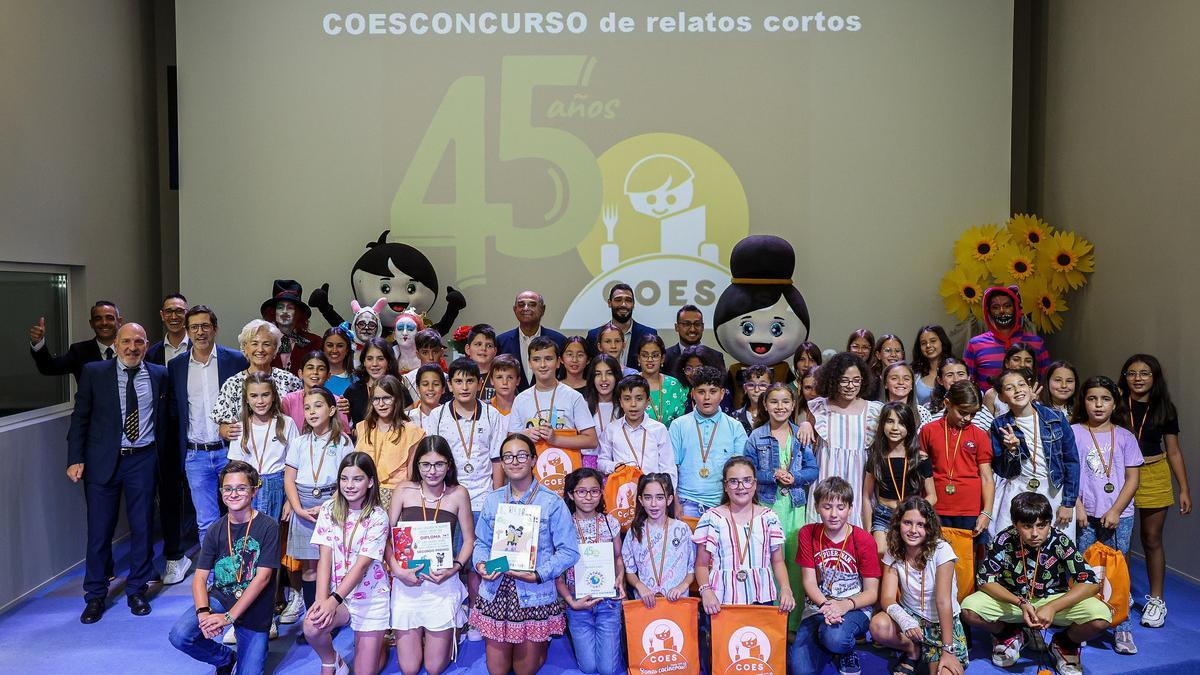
772 493 806 633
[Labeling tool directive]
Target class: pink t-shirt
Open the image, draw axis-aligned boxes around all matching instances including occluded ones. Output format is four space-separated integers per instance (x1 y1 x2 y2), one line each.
1072 424 1144 519
280 389 350 432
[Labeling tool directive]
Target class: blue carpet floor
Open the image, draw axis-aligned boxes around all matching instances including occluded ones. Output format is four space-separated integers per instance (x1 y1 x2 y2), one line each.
2 540 1199 674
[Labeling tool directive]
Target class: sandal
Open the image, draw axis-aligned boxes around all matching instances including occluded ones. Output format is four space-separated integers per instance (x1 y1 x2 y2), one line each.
890 650 920 675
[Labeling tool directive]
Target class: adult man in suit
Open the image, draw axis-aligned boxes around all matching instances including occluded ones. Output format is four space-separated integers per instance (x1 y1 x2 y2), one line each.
168 305 248 543
29 300 122 383
68 323 166 624
496 290 566 390
145 293 190 366
663 304 725 378
586 283 657 370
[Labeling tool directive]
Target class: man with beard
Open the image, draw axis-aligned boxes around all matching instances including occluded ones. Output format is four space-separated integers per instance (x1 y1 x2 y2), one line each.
496 290 566 391
963 285 1050 391
146 294 191 366
586 283 657 370
663 304 724 377
260 280 320 374
29 300 123 383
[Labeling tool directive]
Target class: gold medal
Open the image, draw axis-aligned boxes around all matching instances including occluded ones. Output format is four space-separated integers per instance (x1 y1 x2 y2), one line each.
699 467 710 478
1027 478 1041 490
1104 482 1115 494
311 487 322 498
736 569 748 582
944 483 956 495
464 462 475 474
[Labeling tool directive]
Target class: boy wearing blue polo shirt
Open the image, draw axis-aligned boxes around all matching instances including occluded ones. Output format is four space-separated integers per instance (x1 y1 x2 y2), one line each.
670 366 748 517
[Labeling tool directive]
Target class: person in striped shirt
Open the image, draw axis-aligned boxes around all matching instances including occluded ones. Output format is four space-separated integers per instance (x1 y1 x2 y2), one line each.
963 286 1050 392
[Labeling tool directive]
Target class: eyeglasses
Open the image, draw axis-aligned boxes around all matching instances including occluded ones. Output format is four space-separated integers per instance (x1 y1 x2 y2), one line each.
640 353 663 361
162 308 186 316
683 365 701 373
371 396 394 404
677 321 703 329
419 461 449 472
221 485 252 495
744 382 769 391
1124 370 1152 379
838 378 863 387
572 488 602 498
724 477 757 489
501 452 532 464
187 323 214 333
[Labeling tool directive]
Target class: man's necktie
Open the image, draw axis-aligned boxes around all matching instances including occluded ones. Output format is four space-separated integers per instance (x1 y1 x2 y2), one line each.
124 365 140 442
104 346 114 360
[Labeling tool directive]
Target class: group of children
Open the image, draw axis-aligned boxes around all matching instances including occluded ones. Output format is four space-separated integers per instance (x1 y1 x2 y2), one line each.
165 318 1185 675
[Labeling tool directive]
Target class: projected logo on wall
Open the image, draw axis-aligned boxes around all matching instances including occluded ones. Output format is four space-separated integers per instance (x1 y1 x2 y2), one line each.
390 55 748 330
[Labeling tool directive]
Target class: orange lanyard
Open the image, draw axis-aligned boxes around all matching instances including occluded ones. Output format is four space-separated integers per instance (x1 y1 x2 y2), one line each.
1129 396 1150 440
695 417 719 467
343 510 365 563
622 422 649 468
452 402 480 465
647 521 670 588
902 558 927 615
817 527 852 583
574 514 604 544
247 419 271 473
1026 411 1041 474
943 419 964 483
1024 546 1043 601
725 508 756 571
507 482 539 505
886 452 909 501
648 375 664 421
532 386 559 428
1087 425 1116 479
308 435 329 485
227 511 257 586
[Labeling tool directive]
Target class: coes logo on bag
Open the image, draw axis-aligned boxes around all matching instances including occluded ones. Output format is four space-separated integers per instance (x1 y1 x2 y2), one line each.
534 446 576 495
725 627 773 673
639 619 688 673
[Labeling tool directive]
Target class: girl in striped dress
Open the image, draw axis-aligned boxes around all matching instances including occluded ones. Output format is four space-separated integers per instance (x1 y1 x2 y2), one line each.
805 352 882 527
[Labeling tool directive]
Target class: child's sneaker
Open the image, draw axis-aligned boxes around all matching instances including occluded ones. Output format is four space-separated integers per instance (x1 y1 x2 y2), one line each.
837 652 861 675
991 626 1024 667
279 587 304 624
1142 595 1167 627
1050 634 1083 675
1114 630 1138 655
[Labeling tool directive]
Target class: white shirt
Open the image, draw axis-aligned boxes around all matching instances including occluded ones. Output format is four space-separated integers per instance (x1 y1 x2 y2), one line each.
285 431 355 487
162 334 190 364
517 327 542 383
882 539 960 621
589 401 617 456
229 416 298 475
423 400 507 510
598 416 676 486
507 382 595 434
186 349 222 444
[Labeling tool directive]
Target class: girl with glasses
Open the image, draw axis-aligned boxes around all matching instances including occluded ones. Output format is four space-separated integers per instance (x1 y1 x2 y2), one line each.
354 374 425 510
557 468 626 675
386 436 474 675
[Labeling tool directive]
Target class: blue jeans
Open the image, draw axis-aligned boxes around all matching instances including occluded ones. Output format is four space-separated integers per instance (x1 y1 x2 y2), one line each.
168 595 268 675
788 611 870 675
1076 515 1134 632
252 471 285 521
184 447 229 540
566 599 624 675
679 498 710 518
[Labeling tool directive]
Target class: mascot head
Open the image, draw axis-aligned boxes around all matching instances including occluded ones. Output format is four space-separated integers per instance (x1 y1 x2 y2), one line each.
350 230 440 328
714 235 809 367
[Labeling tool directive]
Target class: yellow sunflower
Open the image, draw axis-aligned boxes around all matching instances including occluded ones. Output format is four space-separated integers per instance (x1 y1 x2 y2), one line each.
953 224 1010 269
985 244 1039 285
1020 277 1068 334
939 266 988 322
1007 213 1053 250
1037 230 1095 291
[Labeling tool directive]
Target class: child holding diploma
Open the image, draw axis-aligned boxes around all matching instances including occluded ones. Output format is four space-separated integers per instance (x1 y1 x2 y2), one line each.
623 474 695 606
557 468 626 675
387 436 475 675
471 434 580 675
304 452 391 675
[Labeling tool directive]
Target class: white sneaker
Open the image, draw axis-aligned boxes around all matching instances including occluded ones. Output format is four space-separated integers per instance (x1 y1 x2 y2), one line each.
269 618 279 640
466 627 483 642
1142 595 1167 628
279 587 304 624
161 557 192 585
223 627 237 645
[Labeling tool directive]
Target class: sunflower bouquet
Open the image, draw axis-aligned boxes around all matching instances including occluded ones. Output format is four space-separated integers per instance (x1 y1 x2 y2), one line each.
939 214 1095 334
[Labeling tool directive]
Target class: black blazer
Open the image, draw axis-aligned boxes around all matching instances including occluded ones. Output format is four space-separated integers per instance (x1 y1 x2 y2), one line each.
31 340 104 383
146 337 191 366
496 326 567 390
67 359 169 484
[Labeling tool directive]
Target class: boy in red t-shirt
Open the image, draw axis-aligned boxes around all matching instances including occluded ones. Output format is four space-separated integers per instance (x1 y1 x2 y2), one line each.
791 477 881 675
921 380 995 539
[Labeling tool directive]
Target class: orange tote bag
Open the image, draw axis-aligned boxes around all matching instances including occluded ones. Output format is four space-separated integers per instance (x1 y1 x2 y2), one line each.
533 429 582 497
942 527 976 603
605 464 644 530
623 597 701 675
711 604 788 674
1084 541 1130 626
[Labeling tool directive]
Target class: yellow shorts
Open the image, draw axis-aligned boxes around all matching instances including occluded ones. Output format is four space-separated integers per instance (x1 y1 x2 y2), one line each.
1135 458 1175 509
961 591 1112 626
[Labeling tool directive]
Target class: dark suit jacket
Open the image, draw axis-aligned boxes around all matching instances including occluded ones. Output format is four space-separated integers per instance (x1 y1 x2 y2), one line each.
31 339 104 383
496 326 567 390
67 359 169 484
663 342 726 379
146 337 190 366
586 320 658 370
167 346 249 460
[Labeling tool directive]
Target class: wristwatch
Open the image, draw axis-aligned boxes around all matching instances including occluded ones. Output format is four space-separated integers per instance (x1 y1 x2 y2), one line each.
941 643 956 653
224 611 234 625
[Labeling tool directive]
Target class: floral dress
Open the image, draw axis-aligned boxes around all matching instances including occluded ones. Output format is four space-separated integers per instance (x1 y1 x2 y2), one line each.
311 503 391 631
807 397 882 527
646 374 689 429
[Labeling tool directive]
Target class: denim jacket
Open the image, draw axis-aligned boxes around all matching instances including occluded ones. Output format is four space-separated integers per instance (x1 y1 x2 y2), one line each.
743 422 819 507
472 482 580 606
990 402 1080 507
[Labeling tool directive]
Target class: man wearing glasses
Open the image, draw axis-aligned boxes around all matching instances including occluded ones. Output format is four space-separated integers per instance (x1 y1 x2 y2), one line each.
663 305 725 377
167 305 249 584
496 290 566 391
146 294 191 366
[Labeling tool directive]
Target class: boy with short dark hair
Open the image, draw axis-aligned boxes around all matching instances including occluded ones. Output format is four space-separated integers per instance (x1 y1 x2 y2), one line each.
168 460 280 675
488 354 521 417
508 337 597 452
465 324 498 399
670 365 748 517
414 328 445 368
791 477 880 675
961 491 1110 674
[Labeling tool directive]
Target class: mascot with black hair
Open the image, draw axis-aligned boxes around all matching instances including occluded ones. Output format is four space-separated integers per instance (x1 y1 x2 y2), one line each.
308 230 466 337
714 235 810 409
